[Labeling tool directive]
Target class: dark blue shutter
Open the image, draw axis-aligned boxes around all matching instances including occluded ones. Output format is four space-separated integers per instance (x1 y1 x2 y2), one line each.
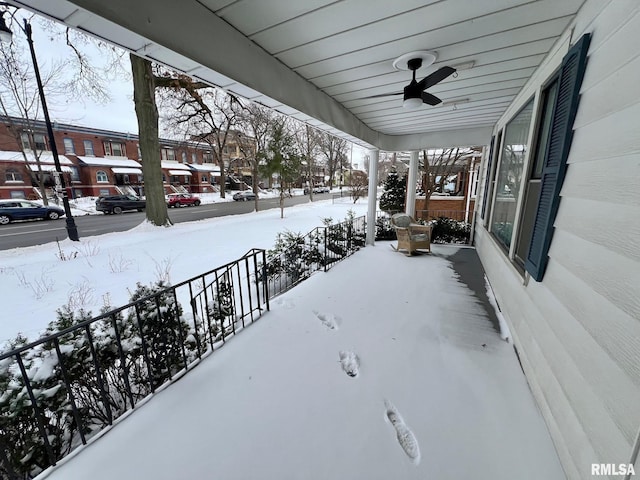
480 135 495 220
525 33 591 281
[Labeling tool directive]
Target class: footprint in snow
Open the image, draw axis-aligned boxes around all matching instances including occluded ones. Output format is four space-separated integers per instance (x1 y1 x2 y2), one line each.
384 400 421 464
339 351 360 377
312 310 340 330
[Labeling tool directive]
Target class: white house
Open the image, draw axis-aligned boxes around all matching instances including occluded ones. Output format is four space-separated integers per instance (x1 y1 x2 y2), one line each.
9 1 640 478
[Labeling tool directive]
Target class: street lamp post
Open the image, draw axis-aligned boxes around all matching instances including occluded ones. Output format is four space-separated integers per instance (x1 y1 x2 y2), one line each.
0 13 79 241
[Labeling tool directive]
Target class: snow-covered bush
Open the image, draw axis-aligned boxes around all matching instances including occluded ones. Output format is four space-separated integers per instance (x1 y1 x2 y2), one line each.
0 281 195 478
263 212 365 296
430 217 471 244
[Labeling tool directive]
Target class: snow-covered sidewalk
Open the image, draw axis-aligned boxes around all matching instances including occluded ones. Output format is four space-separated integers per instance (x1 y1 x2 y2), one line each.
37 244 565 480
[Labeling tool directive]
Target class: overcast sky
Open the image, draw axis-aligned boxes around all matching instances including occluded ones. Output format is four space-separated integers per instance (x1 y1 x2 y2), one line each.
26 18 140 134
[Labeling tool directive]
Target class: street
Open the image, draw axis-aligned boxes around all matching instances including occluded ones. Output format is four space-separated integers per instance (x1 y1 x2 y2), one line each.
0 193 331 250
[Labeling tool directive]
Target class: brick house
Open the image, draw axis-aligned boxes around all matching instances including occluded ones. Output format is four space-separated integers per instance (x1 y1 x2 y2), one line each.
0 116 226 199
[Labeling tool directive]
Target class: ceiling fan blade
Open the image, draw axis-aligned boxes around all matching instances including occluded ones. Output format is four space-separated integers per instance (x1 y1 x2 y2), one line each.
422 91 442 106
417 66 456 90
360 92 403 99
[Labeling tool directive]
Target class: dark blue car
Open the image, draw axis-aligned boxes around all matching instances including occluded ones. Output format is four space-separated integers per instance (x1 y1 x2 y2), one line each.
0 200 65 225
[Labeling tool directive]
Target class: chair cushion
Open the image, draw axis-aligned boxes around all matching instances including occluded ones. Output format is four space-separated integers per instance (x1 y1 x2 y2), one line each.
411 234 429 241
392 214 411 228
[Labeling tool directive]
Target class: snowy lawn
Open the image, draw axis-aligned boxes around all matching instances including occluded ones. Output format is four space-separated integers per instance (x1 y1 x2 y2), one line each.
35 243 565 480
0 196 359 344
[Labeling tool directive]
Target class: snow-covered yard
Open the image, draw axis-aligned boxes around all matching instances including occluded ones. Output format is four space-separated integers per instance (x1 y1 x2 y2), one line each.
1 198 564 479
0 194 349 345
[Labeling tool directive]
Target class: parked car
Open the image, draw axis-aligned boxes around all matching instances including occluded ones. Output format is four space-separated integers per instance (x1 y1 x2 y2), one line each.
233 191 257 201
0 200 65 225
313 185 331 193
167 193 201 208
96 195 146 214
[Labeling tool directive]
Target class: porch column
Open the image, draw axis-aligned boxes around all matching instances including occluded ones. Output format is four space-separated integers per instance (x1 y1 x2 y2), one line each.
406 150 419 218
365 149 379 245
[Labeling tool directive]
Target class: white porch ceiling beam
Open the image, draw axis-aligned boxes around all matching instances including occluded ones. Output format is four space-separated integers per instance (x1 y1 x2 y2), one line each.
11 0 492 151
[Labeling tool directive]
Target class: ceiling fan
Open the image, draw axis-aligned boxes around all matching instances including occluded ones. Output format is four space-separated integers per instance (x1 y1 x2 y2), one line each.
365 57 456 109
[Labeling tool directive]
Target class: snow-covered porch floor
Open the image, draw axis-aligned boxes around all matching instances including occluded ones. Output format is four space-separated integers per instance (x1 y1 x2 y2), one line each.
39 244 565 480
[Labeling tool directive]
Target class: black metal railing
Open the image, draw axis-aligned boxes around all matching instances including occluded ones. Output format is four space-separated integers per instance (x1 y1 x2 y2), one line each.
0 249 268 480
0 216 368 479
265 215 366 297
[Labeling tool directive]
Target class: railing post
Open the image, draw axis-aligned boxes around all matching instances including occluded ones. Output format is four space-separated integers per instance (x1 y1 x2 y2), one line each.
14 353 57 468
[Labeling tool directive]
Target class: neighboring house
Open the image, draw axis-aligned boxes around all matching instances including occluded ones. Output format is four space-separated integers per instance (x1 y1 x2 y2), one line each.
0 117 224 199
473 5 640 478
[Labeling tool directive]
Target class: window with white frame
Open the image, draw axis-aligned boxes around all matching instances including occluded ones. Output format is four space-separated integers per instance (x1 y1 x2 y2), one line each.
20 132 47 151
192 152 197 163
104 141 126 157
181 151 187 163
69 166 81 182
83 140 95 156
490 100 534 250
161 148 175 161
5 168 23 182
63 137 75 154
96 170 108 183
203 152 214 163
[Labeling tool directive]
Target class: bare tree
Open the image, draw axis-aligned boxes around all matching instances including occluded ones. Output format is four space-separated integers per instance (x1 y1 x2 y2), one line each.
318 132 348 188
349 170 368 204
293 123 321 201
420 147 473 214
236 102 277 211
161 82 241 199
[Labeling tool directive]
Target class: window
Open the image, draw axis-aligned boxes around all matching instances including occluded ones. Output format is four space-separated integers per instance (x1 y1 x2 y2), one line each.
524 33 591 281
83 140 95 156
137 144 142 159
70 166 81 182
20 132 47 151
515 79 559 267
96 170 109 183
161 148 175 161
63 137 75 154
481 136 496 220
99 189 110 196
192 152 197 163
181 152 187 163
104 141 125 157
490 100 534 250
10 191 26 199
202 175 208 183
203 152 214 163
5 169 23 182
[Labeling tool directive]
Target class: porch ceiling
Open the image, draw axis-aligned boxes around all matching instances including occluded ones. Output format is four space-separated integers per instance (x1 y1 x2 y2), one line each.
9 0 586 150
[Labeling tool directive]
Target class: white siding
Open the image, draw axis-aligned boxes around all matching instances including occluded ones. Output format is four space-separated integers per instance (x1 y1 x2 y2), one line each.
475 1 640 478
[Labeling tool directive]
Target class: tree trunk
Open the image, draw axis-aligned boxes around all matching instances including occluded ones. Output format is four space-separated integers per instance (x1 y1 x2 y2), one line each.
219 163 226 199
130 53 171 227
252 162 259 212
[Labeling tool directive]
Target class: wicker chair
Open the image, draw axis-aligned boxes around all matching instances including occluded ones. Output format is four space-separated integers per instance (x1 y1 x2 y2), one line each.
390 213 431 255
